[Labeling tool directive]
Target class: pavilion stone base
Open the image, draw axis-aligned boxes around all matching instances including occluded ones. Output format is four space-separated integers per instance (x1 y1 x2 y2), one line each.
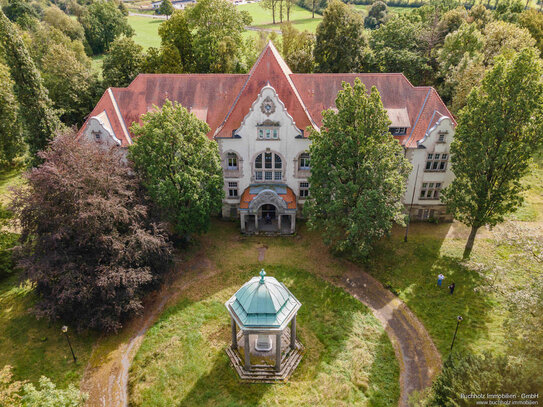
226 330 304 383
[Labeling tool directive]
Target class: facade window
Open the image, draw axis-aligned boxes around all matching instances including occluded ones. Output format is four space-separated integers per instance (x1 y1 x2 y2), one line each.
226 153 238 170
257 126 279 139
228 182 238 198
299 182 309 198
254 153 282 182
390 127 407 135
420 182 442 200
425 153 448 172
438 134 446 143
299 153 310 170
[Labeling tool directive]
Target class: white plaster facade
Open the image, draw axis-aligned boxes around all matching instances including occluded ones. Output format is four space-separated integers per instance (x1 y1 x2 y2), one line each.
217 85 455 234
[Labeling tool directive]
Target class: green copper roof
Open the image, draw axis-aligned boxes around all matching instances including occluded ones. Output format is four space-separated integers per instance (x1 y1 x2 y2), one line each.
226 270 301 329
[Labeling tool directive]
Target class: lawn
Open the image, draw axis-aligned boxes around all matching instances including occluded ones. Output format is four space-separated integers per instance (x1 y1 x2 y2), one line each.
239 2 323 32
127 15 163 50
129 249 400 406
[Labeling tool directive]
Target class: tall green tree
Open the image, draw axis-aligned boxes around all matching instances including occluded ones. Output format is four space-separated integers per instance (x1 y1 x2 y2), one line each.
157 0 174 17
40 42 97 126
43 5 85 42
158 10 194 71
129 100 223 237
280 22 315 73
187 0 252 73
0 10 62 161
314 0 371 73
364 1 388 29
79 0 134 55
370 13 431 84
102 36 144 87
0 62 24 165
519 9 543 54
305 78 411 260
442 48 543 258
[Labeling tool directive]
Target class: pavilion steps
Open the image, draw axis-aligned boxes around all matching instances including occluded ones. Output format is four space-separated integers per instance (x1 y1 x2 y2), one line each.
226 340 304 383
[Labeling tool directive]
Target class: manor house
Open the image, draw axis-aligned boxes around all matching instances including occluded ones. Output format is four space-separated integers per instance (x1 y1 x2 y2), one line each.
79 42 455 235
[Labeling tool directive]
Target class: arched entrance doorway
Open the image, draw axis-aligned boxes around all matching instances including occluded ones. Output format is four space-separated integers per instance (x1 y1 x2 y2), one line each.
259 204 277 231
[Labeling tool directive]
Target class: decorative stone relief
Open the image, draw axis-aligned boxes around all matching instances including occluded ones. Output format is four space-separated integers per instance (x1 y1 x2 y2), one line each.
260 96 276 116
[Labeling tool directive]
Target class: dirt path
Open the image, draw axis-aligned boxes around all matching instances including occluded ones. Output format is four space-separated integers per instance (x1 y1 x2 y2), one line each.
81 253 219 407
337 267 441 407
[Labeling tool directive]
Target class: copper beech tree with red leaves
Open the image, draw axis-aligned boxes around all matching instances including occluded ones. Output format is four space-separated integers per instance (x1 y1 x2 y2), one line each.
11 132 172 332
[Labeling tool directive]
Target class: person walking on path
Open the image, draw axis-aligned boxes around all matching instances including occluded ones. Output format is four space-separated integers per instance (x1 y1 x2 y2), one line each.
437 274 445 287
449 282 455 295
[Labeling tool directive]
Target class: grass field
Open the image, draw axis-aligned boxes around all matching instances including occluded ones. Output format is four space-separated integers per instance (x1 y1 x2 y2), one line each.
128 15 163 50
129 240 400 406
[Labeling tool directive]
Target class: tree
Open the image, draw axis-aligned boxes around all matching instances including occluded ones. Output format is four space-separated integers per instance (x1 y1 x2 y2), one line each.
305 79 411 260
129 100 223 237
441 48 543 258
79 0 134 55
102 36 144 87
157 0 174 17
370 14 432 84
280 23 315 73
467 3 491 30
0 10 62 162
12 131 172 332
314 0 371 73
364 1 388 30
427 352 538 406
158 10 194 71
519 8 543 54
0 63 24 165
261 0 279 24
22 376 87 407
41 42 98 126
187 0 252 73
43 5 85 42
483 20 535 64
0 366 23 407
2 0 37 24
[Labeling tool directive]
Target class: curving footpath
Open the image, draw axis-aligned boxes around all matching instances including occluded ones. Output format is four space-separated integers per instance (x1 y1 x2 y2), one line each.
81 248 441 407
338 267 442 407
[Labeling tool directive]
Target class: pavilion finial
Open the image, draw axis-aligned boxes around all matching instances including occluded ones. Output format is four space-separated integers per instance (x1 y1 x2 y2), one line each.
259 269 266 284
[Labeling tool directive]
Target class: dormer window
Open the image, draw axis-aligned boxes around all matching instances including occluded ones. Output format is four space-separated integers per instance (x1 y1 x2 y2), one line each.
257 119 280 140
390 127 407 135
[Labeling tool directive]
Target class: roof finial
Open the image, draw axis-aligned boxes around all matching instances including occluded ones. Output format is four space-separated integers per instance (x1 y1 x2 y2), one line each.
259 269 266 284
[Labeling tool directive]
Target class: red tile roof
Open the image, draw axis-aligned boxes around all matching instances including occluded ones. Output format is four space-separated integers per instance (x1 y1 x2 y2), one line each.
239 185 296 209
79 42 455 148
